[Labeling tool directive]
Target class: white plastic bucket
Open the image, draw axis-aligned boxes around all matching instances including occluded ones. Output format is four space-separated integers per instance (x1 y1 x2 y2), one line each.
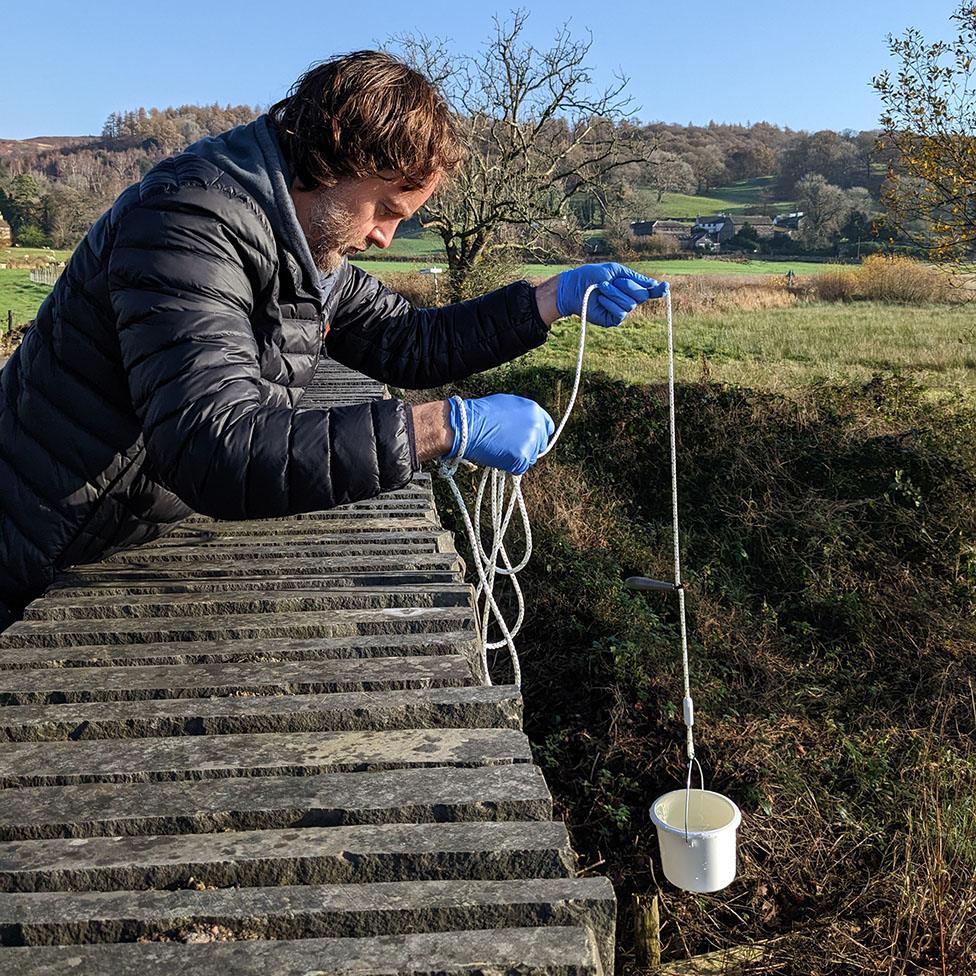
649 788 741 893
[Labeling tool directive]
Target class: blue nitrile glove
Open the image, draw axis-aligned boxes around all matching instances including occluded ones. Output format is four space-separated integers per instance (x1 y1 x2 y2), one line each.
447 395 555 475
557 262 669 327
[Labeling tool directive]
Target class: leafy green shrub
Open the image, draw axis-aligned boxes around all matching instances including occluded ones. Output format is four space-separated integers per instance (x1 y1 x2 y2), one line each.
15 225 50 248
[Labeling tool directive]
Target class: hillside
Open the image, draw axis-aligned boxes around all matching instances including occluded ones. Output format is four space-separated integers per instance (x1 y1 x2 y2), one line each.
0 135 98 157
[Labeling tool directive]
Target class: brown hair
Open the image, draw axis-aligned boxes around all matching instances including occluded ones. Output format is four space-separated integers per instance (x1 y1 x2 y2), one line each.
269 50 462 191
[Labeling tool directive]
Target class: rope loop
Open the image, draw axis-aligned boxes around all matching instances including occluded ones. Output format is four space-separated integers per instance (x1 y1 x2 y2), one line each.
437 282 688 719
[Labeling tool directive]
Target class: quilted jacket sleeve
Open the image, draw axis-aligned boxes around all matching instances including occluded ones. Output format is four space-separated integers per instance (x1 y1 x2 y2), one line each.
325 263 550 389
107 173 415 520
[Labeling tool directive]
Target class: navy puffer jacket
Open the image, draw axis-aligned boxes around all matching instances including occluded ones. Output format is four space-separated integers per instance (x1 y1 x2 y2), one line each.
0 116 549 622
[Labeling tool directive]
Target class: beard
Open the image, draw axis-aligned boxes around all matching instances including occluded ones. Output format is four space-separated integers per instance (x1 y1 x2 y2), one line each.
305 191 366 274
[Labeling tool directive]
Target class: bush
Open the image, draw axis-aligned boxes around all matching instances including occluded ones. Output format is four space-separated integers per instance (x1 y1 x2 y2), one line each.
857 254 954 303
379 271 442 307
15 225 50 248
809 269 859 302
378 258 524 306
629 274 799 317
448 256 524 302
809 255 956 304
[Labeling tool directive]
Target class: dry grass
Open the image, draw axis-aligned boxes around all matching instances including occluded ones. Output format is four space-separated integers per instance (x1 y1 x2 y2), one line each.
635 275 800 319
383 268 803 317
0 324 28 356
809 256 960 305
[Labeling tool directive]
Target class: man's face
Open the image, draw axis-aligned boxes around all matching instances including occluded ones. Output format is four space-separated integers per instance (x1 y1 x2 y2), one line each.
291 171 441 274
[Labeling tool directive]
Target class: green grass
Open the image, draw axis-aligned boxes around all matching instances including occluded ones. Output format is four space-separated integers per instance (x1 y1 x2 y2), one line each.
384 231 446 259
523 302 976 394
633 176 795 218
357 257 852 280
0 269 55 332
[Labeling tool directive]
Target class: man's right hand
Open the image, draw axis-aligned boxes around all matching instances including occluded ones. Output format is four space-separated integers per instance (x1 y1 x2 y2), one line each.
447 394 554 475
411 395 555 474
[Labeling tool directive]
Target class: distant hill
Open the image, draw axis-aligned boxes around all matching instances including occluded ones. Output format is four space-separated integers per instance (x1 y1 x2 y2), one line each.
0 136 99 156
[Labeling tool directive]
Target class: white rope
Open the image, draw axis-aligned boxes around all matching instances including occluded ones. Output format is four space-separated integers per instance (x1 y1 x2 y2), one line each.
438 284 689 712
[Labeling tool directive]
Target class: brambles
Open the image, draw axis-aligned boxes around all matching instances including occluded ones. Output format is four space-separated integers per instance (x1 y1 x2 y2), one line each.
432 367 976 972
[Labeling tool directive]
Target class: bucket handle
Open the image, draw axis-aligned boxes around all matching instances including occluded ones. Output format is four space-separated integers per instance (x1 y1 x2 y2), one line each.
684 757 705 844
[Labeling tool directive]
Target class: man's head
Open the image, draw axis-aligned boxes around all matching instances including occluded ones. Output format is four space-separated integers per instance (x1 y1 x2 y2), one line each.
271 51 462 273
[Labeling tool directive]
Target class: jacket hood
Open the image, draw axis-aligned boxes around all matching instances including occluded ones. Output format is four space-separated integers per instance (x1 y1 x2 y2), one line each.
185 115 342 302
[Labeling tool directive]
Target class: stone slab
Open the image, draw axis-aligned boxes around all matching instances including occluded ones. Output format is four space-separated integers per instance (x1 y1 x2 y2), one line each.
0 925 600 975
0 820 575 892
0 726 530 787
0 631 477 671
0 721 529 784
0 878 614 967
0 606 475 648
23 585 473 621
0 654 474 705
169 511 437 534
99 538 451 562
52 552 463 585
0 684 521 742
48 569 462 596
140 525 444 546
0 763 549 840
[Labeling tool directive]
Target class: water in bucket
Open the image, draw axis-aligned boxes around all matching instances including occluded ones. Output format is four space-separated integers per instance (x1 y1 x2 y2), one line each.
649 788 741 893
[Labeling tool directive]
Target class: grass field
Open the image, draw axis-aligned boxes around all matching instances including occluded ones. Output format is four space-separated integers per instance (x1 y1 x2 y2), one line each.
0 246 73 263
434 291 976 971
633 176 795 218
525 301 976 394
352 257 850 279
382 232 446 259
0 269 56 331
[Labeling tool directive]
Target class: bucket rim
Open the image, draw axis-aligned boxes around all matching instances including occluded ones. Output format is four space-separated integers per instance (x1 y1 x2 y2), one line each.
649 788 742 838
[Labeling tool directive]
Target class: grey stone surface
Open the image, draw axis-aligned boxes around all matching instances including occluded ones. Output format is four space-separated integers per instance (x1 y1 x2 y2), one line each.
0 877 614 965
0 360 617 973
52 552 463 584
99 536 452 563
137 525 445 547
0 685 522 742
48 569 463 596
0 606 475 648
0 763 549 840
169 510 437 533
0 655 474 706
0 726 530 787
23 585 473 621
0 631 477 671
0 924 601 975
0 821 575 892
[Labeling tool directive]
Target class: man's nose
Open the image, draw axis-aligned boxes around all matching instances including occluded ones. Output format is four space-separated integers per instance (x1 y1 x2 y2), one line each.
367 224 394 249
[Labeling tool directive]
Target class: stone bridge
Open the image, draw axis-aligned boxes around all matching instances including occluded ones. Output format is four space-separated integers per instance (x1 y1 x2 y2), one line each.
0 359 616 975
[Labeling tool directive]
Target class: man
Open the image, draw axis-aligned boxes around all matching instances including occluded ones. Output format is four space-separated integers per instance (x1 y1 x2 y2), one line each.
0 50 665 631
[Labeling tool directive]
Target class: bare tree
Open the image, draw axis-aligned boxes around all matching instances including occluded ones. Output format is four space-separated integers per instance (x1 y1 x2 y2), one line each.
644 150 695 203
387 11 654 289
796 173 874 249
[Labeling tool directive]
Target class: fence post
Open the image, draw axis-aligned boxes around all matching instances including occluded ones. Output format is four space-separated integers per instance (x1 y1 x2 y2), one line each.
5 310 11 335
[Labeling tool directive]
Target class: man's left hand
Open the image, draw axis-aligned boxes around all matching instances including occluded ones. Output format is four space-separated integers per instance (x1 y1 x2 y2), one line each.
556 262 669 327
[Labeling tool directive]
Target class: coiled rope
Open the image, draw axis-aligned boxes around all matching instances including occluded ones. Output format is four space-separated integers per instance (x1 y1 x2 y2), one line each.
438 281 693 789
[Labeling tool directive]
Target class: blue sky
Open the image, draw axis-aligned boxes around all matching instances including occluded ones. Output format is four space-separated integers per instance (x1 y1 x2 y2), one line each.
2 1 963 139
